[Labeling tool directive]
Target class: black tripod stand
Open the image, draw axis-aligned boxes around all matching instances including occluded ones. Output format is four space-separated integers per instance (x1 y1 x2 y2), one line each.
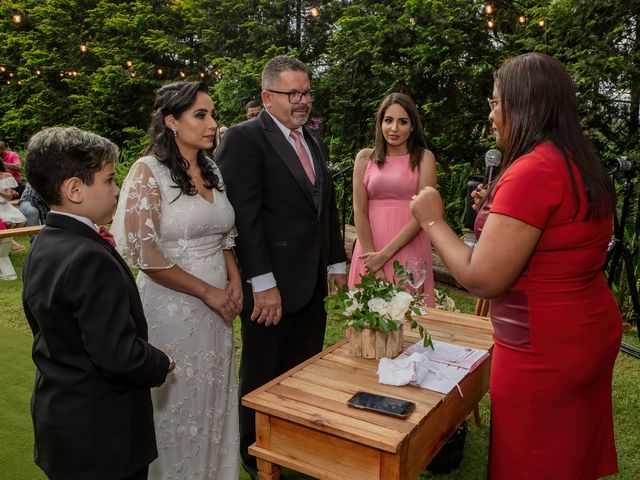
605 158 640 355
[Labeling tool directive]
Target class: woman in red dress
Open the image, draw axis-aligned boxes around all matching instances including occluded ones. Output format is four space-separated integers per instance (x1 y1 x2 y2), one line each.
411 52 621 479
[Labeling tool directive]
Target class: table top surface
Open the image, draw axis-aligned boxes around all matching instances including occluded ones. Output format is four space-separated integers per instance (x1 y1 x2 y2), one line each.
243 308 494 454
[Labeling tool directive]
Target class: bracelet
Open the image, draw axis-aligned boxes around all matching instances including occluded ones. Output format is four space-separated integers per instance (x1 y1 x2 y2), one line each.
426 219 439 229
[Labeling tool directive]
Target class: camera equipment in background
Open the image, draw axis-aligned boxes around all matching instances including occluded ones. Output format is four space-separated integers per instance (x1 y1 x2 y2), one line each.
426 420 468 474
608 155 636 177
463 175 484 230
604 155 640 356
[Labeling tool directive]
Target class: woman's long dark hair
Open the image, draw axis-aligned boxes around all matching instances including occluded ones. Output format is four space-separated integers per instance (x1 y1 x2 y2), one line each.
494 52 615 220
371 93 430 171
146 81 222 199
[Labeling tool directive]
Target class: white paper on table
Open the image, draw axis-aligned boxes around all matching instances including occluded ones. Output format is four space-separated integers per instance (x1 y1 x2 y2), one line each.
378 350 469 394
381 339 489 395
378 351 465 394
415 361 470 394
406 339 489 371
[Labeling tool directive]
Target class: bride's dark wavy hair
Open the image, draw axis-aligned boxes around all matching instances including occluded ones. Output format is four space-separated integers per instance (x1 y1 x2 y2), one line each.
146 81 222 200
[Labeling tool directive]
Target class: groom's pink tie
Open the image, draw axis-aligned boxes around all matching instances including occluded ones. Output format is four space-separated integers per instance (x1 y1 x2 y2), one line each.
98 226 116 248
289 130 316 184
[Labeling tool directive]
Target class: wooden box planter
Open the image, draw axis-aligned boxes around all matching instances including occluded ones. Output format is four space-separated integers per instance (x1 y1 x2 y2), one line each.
348 323 404 360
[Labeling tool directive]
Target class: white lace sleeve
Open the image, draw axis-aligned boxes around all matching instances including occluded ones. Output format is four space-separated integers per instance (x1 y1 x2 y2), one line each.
111 160 174 269
222 226 237 249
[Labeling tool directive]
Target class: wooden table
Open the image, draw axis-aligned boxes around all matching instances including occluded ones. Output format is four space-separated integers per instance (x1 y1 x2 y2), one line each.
242 308 494 480
0 225 43 281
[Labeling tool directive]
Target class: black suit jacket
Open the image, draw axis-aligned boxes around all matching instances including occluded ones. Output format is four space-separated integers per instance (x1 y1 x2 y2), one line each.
22 213 170 480
216 111 346 313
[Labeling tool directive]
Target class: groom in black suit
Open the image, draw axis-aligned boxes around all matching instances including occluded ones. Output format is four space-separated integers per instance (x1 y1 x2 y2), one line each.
216 55 347 476
22 127 174 480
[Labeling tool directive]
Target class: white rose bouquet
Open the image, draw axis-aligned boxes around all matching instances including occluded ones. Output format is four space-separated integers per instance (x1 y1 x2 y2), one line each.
325 261 433 348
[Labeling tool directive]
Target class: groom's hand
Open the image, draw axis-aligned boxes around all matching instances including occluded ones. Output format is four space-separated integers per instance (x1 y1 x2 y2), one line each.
328 273 347 293
251 287 282 326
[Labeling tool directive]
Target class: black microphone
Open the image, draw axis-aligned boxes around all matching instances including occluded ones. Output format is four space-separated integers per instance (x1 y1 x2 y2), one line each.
484 149 502 186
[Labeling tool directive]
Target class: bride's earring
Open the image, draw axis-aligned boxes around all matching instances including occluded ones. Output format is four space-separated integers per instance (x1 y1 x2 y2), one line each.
172 128 178 138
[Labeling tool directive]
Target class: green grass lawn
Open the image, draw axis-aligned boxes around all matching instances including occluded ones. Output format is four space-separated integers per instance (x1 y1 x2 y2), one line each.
2 238 639 479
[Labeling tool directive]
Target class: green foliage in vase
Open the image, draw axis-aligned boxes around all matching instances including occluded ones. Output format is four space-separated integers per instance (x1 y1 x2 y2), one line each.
325 261 432 348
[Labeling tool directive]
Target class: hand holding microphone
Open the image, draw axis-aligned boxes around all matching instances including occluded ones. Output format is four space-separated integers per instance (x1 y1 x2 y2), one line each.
471 184 488 211
470 149 502 211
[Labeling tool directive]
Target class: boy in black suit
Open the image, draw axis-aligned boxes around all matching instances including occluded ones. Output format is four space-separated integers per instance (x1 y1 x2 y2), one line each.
22 126 174 480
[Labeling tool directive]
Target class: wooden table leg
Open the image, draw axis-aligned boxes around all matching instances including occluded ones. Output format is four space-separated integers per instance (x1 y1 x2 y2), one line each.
473 405 482 426
257 458 280 480
380 450 402 480
255 412 280 479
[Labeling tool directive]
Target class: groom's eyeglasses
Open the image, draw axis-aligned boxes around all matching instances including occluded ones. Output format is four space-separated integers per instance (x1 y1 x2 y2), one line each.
266 89 314 104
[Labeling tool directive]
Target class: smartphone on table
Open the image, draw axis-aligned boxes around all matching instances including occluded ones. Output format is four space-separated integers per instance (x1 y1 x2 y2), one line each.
347 391 415 419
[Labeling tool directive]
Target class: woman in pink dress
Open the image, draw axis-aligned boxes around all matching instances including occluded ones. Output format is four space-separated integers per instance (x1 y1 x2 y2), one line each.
349 93 436 305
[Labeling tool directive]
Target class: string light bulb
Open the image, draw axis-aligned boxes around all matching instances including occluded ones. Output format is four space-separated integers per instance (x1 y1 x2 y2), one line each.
79 43 88 53
35 69 41 75
59 71 64 77
130 71 136 78
0 66 5 72
538 19 545 27
180 71 186 78
485 4 493 14
11 13 23 24
156 68 163 76
199 72 205 78
310 7 320 17
519 15 526 24
409 17 416 26
487 19 495 29
125 59 133 68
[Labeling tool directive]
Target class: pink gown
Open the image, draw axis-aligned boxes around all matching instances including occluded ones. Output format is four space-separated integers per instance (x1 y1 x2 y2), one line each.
348 154 435 306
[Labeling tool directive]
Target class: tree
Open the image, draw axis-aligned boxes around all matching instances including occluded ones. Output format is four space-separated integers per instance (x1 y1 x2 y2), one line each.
315 1 498 171
1 0 636 168
484 0 639 163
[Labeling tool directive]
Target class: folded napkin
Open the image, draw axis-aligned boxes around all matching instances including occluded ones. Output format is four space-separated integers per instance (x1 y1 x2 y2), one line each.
377 351 464 396
377 352 430 386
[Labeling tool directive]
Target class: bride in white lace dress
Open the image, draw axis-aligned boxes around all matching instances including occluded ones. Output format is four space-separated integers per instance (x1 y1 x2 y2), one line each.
111 82 242 480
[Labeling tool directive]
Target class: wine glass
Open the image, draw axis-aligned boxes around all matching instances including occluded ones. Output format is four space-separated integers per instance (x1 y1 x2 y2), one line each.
405 257 427 296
